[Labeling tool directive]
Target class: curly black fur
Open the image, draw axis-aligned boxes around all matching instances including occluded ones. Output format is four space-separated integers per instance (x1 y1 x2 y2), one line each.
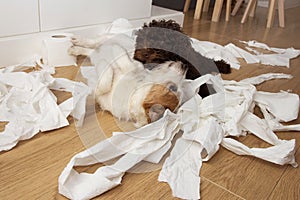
134 19 231 98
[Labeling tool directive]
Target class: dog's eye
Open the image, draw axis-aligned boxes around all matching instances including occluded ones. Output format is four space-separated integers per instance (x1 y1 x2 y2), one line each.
166 82 177 92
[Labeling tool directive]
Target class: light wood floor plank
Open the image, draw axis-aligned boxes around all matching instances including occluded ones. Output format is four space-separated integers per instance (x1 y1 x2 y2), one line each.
268 148 300 199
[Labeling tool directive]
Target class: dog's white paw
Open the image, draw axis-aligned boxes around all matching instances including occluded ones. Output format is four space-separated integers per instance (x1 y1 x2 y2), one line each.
71 36 98 49
68 46 93 56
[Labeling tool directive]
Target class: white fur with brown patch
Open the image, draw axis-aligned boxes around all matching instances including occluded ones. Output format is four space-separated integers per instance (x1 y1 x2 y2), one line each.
69 38 186 128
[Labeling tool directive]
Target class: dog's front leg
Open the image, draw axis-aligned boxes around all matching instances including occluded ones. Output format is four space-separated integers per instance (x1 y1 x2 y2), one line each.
68 46 94 57
71 34 114 49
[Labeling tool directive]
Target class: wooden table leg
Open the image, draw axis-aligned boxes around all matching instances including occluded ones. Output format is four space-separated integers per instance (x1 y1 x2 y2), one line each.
231 0 244 16
194 0 205 20
278 0 285 27
241 0 255 23
266 0 276 28
184 0 191 12
212 0 224 22
226 0 232 21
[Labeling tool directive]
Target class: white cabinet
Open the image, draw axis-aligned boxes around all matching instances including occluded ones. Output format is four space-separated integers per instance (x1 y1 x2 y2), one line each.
0 0 39 37
39 0 152 31
0 0 152 36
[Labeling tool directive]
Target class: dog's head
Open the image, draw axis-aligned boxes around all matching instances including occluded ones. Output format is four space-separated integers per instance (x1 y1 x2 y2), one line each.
129 61 186 127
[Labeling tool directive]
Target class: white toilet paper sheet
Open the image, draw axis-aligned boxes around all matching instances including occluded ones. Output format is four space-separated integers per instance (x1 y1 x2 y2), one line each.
191 38 300 69
58 110 181 200
58 72 300 200
0 60 90 152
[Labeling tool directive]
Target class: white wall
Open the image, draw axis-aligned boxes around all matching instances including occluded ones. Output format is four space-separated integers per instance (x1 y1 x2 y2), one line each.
0 0 40 37
0 0 152 37
39 0 152 31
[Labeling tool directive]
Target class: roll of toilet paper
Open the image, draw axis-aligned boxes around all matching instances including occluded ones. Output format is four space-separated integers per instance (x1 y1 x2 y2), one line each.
42 33 77 67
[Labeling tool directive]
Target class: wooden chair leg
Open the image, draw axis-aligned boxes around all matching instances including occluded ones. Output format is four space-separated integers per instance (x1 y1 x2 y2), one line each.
184 0 191 12
194 0 205 19
203 0 210 12
249 0 257 17
241 0 255 23
278 0 285 27
266 0 276 28
212 0 224 22
231 0 243 16
226 0 232 21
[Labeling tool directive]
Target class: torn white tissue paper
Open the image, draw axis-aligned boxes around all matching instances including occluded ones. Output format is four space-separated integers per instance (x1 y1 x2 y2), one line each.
225 43 260 64
191 38 300 69
58 110 181 200
257 102 300 132
0 55 38 73
42 33 77 67
59 72 299 200
254 91 299 122
0 61 90 151
158 138 203 200
245 46 262 55
240 40 300 67
0 55 56 74
257 54 291 67
221 138 297 166
0 72 68 151
49 78 90 126
241 40 300 56
191 39 241 69
241 73 293 85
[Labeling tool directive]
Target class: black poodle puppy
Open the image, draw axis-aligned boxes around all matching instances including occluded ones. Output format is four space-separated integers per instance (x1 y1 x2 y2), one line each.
134 19 231 98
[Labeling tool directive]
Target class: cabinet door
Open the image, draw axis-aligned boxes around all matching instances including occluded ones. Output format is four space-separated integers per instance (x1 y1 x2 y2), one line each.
39 0 152 31
0 0 39 37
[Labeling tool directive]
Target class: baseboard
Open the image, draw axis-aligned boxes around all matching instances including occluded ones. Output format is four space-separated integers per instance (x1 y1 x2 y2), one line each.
0 6 184 67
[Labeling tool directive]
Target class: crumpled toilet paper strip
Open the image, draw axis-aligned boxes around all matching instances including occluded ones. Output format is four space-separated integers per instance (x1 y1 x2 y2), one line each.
158 137 203 199
241 73 293 85
239 40 300 67
58 73 299 200
49 78 90 126
0 62 89 152
221 138 296 166
191 39 300 69
59 110 181 200
241 40 300 55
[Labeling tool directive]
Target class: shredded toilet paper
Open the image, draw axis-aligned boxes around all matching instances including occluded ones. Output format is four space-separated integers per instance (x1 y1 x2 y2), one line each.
191 39 300 69
240 40 300 67
57 23 300 199
0 59 89 152
58 72 300 200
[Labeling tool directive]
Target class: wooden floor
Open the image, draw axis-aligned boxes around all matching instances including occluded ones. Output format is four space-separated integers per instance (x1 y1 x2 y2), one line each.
1 5 300 200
